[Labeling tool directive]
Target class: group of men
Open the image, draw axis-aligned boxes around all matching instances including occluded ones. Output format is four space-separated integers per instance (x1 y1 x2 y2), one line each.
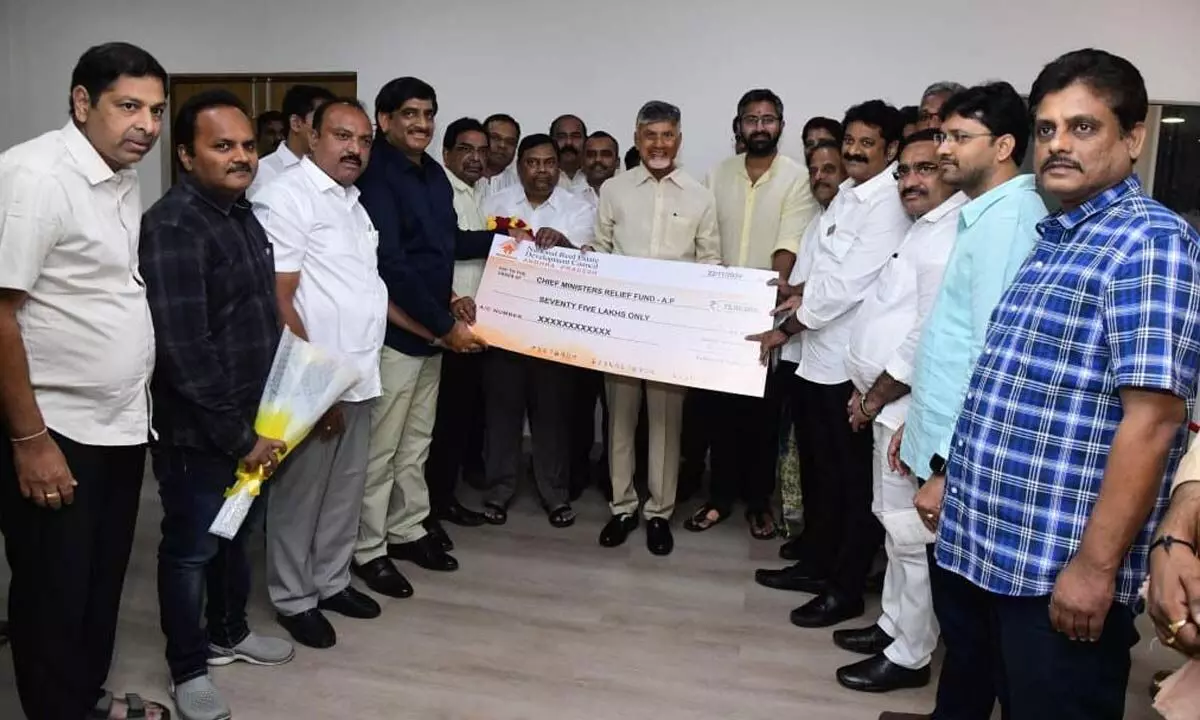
1 37 1199 720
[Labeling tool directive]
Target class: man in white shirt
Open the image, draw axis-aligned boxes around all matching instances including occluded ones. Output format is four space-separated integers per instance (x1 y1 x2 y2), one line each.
424 117 491 536
479 113 521 198
589 100 722 557
0 42 172 720
832 129 965 694
686 88 818 540
247 84 335 199
480 134 595 527
253 99 389 649
750 100 910 627
551 114 590 194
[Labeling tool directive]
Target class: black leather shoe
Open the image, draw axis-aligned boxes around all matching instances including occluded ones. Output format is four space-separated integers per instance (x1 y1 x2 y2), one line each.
754 562 828 593
318 587 381 619
389 534 459 572
833 624 893 655
646 518 674 556
599 514 638 548
790 591 865 628
436 502 486 528
423 517 454 552
276 609 336 649
778 535 805 561
836 653 931 693
351 557 414 599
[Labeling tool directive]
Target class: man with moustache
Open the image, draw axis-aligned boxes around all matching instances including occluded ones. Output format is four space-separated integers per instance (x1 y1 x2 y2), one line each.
686 88 817 540
480 134 595 527
589 100 721 556
354 78 527 597
425 117 491 532
142 90 295 720
916 81 966 131
829 128 967 694
749 100 909 627
256 110 286 155
0 41 172 720
249 84 335 199
552 114 589 193
252 99 387 650
480 113 521 198
880 81 1046 720
576 130 619 208
802 116 844 155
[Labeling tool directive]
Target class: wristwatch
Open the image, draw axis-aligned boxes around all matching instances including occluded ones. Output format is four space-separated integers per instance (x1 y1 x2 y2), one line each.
929 454 946 475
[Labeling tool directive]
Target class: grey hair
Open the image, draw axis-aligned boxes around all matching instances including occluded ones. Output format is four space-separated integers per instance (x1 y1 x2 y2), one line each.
636 100 681 128
921 81 966 103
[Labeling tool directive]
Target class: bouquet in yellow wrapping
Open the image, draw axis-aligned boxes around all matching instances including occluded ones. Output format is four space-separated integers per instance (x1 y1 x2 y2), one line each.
208 327 360 539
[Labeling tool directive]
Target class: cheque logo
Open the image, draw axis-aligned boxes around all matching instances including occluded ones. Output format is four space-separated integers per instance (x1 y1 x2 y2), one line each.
708 299 756 313
500 240 519 256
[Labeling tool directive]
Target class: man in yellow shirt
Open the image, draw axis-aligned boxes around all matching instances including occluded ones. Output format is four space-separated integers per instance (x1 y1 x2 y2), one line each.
588 100 721 556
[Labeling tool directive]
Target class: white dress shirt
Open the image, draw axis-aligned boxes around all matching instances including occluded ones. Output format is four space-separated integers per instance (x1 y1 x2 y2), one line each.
0 122 155 445
252 158 387 402
448 170 487 296
795 163 911 385
248 142 301 200
780 212 825 365
479 163 519 199
845 191 967 429
481 184 596 248
558 169 590 194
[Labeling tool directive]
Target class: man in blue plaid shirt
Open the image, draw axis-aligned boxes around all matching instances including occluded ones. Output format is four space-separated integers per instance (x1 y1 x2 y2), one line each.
928 50 1200 719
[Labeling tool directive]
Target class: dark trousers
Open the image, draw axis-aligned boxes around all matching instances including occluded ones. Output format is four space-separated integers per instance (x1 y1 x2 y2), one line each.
929 555 1137 720
570 368 608 489
154 446 254 684
678 388 713 498
708 366 786 515
484 350 574 508
0 431 145 720
790 376 878 597
425 349 486 510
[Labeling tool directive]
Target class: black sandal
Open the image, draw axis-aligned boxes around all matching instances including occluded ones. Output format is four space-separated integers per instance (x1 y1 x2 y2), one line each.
482 502 508 526
90 692 172 720
746 509 777 540
683 503 729 532
548 504 577 528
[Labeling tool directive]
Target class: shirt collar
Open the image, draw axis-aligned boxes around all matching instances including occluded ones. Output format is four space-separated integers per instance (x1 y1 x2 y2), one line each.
299 156 359 204
61 121 124 186
373 137 431 175
849 162 898 202
960 174 1037 228
737 154 780 183
524 186 569 211
273 142 301 167
1041 174 1143 232
632 163 684 188
447 169 476 195
180 174 247 216
917 191 969 225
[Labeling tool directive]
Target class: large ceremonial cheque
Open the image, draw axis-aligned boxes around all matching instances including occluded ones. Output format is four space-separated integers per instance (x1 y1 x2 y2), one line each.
473 235 776 397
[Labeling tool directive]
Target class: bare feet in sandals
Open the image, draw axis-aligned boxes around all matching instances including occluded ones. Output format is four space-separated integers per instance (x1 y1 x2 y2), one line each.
683 503 729 532
92 691 172 720
746 510 777 540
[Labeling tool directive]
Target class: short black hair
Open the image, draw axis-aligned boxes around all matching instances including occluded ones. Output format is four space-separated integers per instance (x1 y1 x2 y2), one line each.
172 89 248 157
899 105 919 128
375 77 438 119
517 133 558 162
256 110 284 135
586 130 619 155
897 127 942 157
941 81 1031 167
68 42 168 115
1029 48 1148 135
311 97 368 133
802 116 844 144
485 113 521 137
550 114 587 138
624 146 640 171
737 88 784 119
805 137 842 163
842 100 903 146
443 117 488 151
280 84 336 136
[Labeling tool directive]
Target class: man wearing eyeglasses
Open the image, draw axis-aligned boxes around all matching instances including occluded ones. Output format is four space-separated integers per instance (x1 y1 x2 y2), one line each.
831 128 966 694
881 81 1046 720
916 81 966 131
685 88 818 541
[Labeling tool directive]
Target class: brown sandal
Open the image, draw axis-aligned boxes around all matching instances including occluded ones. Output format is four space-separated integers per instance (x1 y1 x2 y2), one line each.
747 510 777 540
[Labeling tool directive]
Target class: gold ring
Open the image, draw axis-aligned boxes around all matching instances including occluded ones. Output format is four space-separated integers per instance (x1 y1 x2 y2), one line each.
1165 618 1190 646
45 491 59 498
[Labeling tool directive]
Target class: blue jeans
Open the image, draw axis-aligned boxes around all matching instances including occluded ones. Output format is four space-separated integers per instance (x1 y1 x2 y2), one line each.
154 447 254 683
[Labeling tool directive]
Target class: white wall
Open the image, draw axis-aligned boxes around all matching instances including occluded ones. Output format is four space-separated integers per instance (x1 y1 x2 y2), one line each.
4 0 1199 205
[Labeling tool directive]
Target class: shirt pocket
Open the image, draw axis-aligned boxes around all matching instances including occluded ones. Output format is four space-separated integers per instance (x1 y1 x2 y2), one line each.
665 212 700 256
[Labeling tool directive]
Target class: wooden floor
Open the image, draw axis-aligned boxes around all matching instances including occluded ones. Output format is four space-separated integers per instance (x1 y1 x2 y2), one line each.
0 470 1178 719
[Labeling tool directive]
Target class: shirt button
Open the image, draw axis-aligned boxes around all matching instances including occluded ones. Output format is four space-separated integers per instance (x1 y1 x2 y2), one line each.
1033 261 1044 269
957 439 965 448
984 347 992 355
950 487 959 495
966 392 974 401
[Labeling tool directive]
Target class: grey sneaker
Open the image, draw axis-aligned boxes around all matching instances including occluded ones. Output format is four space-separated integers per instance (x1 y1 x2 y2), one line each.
207 631 295 667
170 675 232 720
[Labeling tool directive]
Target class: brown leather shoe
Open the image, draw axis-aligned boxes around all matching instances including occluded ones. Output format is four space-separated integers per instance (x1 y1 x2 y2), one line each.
878 712 931 719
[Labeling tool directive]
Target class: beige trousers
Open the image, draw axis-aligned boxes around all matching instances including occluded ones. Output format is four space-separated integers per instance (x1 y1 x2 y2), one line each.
605 374 685 519
355 347 441 564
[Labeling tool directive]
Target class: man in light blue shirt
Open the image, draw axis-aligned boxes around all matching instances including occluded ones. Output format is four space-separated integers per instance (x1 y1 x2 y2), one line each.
883 82 1047 720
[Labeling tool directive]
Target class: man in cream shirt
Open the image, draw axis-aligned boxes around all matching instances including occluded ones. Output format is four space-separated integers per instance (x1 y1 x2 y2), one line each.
686 88 817 540
588 100 721 557
253 99 388 649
